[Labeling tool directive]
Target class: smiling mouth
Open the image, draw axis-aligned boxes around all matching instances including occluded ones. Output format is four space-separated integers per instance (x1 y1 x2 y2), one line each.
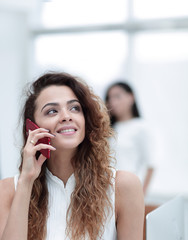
58 129 77 133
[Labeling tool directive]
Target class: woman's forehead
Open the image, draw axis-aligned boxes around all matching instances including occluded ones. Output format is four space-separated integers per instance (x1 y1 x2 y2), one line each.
37 85 78 103
108 85 128 96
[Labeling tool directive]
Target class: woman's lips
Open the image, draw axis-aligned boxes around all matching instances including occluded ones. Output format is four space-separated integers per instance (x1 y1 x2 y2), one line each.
59 129 76 135
57 126 77 135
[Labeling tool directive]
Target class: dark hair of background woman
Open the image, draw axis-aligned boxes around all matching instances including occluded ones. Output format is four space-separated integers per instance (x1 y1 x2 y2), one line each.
105 81 140 126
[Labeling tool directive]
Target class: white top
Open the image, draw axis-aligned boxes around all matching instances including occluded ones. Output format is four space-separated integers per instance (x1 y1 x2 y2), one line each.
14 168 117 240
109 118 155 184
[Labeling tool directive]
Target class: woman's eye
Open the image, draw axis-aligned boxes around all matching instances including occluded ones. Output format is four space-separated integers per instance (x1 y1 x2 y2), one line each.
47 109 57 115
70 105 81 112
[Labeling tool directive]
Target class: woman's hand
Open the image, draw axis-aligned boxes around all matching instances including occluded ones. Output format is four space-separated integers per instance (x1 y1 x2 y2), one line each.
21 128 56 182
0 128 56 240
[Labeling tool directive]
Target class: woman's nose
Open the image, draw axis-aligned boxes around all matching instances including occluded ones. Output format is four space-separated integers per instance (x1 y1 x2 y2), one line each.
59 109 72 122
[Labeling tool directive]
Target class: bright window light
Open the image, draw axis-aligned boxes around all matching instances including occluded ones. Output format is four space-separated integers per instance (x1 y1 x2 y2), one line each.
134 31 188 62
133 0 188 19
34 31 128 97
41 0 128 27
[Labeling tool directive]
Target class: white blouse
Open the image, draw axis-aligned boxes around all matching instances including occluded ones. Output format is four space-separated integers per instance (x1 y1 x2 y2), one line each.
110 118 155 184
14 168 117 240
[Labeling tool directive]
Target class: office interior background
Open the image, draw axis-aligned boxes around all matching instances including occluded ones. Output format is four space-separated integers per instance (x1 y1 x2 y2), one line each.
0 0 188 205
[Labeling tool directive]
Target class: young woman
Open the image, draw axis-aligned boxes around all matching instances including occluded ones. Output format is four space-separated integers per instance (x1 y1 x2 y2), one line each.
105 82 154 195
0 73 144 240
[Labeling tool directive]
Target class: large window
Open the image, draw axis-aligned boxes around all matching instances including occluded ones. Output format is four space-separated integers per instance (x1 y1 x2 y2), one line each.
34 31 128 97
31 0 130 96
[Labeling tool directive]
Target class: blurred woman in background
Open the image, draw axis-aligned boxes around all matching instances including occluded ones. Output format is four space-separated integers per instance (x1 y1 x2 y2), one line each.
105 81 155 195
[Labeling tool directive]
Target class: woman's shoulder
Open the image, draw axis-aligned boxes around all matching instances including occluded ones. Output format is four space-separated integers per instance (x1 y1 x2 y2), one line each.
114 172 145 238
0 177 15 205
0 177 15 189
115 170 142 193
115 170 144 222
115 170 144 210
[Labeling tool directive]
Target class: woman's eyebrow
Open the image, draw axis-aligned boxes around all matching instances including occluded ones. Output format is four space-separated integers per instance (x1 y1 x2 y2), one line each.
67 99 80 105
41 99 80 112
41 102 59 112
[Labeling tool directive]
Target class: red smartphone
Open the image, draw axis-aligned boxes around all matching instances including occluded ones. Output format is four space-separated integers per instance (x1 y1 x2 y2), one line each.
26 118 51 159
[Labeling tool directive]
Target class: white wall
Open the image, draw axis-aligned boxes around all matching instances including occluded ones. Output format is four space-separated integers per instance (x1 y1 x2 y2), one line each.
131 61 188 203
0 8 29 178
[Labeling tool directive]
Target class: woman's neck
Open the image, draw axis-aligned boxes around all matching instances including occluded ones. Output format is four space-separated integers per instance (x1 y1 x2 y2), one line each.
47 149 75 186
117 112 134 122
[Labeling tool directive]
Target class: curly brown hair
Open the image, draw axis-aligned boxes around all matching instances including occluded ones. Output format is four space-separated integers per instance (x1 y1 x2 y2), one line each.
19 72 114 240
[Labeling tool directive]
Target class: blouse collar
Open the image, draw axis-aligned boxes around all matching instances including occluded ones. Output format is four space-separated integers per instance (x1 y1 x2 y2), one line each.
46 167 75 190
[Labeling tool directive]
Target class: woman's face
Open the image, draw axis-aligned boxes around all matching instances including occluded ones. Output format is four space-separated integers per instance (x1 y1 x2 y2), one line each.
34 85 85 151
107 85 134 120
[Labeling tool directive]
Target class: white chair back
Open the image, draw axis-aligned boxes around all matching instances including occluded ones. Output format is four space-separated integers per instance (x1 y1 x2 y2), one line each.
146 195 188 240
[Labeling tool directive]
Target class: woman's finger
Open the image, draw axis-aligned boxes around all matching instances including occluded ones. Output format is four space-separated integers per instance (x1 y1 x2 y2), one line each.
34 143 56 152
29 128 49 135
28 131 55 145
37 154 47 166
